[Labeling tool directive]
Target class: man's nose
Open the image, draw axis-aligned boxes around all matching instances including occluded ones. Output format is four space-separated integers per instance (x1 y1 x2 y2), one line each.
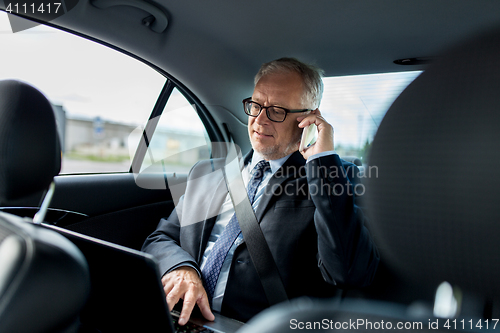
255 107 270 124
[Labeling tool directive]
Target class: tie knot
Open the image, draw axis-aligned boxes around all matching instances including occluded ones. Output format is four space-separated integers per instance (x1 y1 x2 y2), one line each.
251 160 270 180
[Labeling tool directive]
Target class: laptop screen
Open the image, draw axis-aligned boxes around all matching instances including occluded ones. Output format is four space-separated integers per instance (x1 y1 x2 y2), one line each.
48 225 175 332
46 224 244 333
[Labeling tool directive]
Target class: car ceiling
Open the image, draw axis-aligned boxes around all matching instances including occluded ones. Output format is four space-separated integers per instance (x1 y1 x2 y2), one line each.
6 0 500 124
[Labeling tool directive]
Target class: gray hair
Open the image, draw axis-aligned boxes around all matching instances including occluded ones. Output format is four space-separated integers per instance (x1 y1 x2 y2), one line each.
254 57 324 109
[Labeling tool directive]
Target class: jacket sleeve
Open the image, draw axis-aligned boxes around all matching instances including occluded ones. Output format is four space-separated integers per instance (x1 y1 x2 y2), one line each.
141 155 208 278
141 194 200 277
142 158 228 277
306 154 379 288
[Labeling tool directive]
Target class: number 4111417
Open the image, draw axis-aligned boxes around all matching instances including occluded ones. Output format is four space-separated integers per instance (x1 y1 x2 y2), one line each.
444 319 499 330
5 3 62 14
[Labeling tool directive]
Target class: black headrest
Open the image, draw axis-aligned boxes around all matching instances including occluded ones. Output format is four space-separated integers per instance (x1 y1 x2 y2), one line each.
0 80 61 203
367 27 500 300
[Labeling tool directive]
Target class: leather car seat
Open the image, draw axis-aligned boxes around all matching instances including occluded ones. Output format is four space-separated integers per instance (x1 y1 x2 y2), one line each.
0 80 90 333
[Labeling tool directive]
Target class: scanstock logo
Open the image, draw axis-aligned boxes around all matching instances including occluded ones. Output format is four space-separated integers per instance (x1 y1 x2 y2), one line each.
3 0 79 32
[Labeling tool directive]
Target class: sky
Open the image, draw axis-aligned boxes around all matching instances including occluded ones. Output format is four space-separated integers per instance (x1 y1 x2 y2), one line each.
0 12 165 125
320 72 421 148
0 12 420 150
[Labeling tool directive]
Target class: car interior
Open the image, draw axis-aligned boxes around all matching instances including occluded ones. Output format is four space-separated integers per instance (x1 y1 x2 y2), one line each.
1 0 500 332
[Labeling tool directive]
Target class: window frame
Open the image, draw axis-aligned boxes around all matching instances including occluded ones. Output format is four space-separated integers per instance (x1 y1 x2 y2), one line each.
2 10 225 175
130 79 219 174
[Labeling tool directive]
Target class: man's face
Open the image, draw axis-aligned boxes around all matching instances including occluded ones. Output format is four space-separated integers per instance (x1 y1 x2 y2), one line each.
248 71 306 161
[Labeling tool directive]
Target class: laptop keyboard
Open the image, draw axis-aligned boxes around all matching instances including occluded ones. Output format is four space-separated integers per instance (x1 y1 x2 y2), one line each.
171 312 215 333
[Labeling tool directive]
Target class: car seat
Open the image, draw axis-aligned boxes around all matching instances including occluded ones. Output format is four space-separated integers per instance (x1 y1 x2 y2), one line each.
0 80 90 333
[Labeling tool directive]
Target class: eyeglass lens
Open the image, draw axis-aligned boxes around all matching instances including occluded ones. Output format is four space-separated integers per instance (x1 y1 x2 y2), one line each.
245 101 286 122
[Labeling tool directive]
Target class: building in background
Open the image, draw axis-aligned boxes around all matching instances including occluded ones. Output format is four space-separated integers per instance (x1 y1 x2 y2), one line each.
52 104 208 173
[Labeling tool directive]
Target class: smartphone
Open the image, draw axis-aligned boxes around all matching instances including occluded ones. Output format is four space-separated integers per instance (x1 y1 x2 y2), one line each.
299 123 318 152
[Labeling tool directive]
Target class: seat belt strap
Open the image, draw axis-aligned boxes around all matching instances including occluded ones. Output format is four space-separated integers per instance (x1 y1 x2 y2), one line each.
223 143 288 306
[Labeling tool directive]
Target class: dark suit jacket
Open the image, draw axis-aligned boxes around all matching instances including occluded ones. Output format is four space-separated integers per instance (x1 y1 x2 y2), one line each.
142 150 379 322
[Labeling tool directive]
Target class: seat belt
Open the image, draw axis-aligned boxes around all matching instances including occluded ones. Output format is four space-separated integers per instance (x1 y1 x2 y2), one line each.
223 142 288 306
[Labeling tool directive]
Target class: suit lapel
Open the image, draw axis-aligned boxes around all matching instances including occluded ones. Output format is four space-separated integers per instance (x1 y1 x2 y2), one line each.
197 149 305 256
255 151 306 221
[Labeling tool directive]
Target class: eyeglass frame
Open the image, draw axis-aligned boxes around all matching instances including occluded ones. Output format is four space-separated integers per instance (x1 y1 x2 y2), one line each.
242 98 313 123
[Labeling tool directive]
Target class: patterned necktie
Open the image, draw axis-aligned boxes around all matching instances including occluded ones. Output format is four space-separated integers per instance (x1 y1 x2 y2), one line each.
202 160 270 301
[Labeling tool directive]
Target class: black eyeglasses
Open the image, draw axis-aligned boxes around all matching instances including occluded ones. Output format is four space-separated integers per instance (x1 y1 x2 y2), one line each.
242 98 312 123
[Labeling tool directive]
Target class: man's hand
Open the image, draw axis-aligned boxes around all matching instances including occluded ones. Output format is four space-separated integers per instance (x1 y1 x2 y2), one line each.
161 266 215 326
297 109 334 160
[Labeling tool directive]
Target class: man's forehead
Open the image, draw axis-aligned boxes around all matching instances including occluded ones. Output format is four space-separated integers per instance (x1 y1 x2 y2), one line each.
252 72 304 106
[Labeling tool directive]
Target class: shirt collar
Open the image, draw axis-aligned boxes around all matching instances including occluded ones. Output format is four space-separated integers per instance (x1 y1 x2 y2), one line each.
250 151 293 176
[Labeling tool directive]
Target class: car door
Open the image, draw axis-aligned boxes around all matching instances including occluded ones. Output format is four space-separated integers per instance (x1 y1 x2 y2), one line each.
0 13 224 250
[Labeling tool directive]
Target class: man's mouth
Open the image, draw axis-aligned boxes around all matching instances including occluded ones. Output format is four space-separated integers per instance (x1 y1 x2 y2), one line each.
254 130 273 138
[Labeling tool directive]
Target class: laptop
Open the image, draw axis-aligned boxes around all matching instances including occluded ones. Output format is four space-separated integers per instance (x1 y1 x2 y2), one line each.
45 225 244 333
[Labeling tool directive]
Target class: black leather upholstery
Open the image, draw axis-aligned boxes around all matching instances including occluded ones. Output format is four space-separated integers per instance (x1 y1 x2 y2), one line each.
0 80 89 333
366 26 500 301
239 297 438 333
0 80 61 204
0 214 90 333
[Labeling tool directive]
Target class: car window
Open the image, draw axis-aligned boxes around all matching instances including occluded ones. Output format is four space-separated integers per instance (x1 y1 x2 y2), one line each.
321 71 421 162
0 12 167 174
136 87 212 174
